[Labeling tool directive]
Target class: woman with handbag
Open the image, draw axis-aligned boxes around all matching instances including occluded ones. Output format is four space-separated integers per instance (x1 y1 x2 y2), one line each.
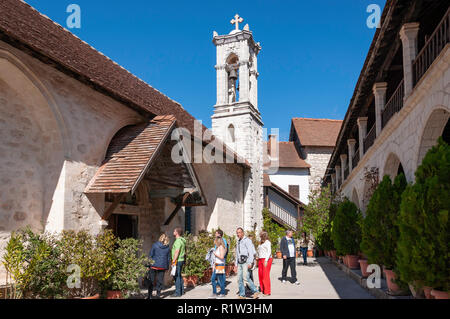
210 237 227 298
147 234 171 299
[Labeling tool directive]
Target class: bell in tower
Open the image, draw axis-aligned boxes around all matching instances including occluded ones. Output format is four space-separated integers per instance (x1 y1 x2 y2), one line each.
227 68 238 103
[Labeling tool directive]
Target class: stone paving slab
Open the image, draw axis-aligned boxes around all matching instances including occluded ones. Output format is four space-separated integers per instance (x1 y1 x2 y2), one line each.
139 257 375 299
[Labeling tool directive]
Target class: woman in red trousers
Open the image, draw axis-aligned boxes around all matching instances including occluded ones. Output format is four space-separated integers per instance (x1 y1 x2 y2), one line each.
257 231 273 296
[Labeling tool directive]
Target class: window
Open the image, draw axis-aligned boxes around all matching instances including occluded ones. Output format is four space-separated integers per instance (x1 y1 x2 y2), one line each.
288 185 299 199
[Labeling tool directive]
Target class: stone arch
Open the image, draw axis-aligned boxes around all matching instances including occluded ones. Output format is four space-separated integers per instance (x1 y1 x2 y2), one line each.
0 49 66 232
417 108 450 166
0 48 71 157
226 53 239 64
382 152 405 180
98 117 143 165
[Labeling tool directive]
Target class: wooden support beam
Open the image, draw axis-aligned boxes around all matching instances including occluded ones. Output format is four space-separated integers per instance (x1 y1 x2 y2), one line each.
163 192 190 226
146 177 185 189
102 193 126 221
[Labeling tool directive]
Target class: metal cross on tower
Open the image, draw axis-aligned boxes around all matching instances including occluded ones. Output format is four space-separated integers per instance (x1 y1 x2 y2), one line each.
230 14 243 31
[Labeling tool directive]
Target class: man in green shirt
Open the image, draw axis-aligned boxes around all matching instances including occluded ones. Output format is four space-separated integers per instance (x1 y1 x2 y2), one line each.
171 227 186 297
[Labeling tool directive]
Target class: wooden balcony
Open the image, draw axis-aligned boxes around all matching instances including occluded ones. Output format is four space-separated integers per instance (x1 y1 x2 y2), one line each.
382 79 404 128
363 125 376 153
413 8 450 86
268 200 298 230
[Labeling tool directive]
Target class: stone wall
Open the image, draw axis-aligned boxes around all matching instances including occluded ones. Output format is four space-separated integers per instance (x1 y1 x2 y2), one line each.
191 162 244 236
0 40 142 284
304 146 334 192
339 45 450 211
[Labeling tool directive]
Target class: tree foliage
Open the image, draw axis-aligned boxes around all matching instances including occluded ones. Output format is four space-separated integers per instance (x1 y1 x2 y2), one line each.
396 138 450 291
304 186 333 249
331 199 362 256
262 208 287 256
360 173 406 269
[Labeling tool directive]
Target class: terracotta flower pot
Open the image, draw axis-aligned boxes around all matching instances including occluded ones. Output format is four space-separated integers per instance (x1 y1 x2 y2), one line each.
384 269 401 293
346 255 360 269
431 289 449 299
359 259 371 277
183 275 199 288
276 251 282 259
423 286 434 299
225 265 232 276
330 250 337 260
201 269 213 283
106 290 123 299
307 250 313 257
408 283 424 299
81 293 100 299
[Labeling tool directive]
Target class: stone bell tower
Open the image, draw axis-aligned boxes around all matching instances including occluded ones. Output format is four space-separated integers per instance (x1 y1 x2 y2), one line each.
211 14 263 231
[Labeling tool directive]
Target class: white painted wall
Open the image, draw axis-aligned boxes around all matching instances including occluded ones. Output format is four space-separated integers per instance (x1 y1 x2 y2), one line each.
268 168 310 204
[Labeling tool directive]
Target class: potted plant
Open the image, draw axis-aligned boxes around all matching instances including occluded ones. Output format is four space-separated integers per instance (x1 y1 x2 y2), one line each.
331 199 362 270
2 228 68 299
224 233 236 276
397 138 449 299
360 174 407 293
182 232 211 287
262 208 286 259
304 186 333 260
103 237 149 299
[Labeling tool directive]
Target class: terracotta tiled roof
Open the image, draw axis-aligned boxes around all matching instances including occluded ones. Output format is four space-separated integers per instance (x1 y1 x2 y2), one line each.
291 118 342 147
85 115 176 193
0 0 195 134
264 141 310 169
0 0 250 168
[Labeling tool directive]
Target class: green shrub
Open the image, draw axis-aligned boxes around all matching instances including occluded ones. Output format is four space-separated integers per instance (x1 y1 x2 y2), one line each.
182 232 213 278
331 199 362 256
360 173 406 269
304 186 333 250
262 208 286 256
397 138 450 291
223 232 236 265
2 228 148 298
105 237 149 297
2 228 66 299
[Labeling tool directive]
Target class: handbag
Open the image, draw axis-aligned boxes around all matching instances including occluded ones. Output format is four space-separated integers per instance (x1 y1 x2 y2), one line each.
215 263 225 274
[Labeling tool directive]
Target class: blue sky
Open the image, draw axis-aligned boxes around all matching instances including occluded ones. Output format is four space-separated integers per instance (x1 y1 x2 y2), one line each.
25 0 386 141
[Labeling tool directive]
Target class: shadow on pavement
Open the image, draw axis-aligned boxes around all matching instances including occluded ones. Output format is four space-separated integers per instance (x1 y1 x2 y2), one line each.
315 256 374 299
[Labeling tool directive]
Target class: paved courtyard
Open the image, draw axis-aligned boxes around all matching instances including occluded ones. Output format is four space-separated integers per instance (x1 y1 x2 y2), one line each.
143 257 374 299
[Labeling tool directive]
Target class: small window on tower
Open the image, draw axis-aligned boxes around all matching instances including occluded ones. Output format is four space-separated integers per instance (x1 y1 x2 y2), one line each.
288 185 299 199
228 124 235 143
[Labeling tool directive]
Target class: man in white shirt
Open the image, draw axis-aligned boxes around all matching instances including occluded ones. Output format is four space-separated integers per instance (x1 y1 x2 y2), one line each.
279 230 299 285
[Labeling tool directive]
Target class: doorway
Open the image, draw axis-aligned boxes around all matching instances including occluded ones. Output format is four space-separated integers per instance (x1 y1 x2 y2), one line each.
107 214 138 239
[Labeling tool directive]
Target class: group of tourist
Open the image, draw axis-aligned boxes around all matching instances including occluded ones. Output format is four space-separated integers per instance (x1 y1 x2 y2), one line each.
146 227 311 299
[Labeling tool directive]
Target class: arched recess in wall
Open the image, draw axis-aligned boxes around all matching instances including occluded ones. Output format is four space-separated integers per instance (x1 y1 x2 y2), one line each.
417 108 450 166
227 123 236 143
99 117 143 165
0 49 66 231
383 152 405 180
